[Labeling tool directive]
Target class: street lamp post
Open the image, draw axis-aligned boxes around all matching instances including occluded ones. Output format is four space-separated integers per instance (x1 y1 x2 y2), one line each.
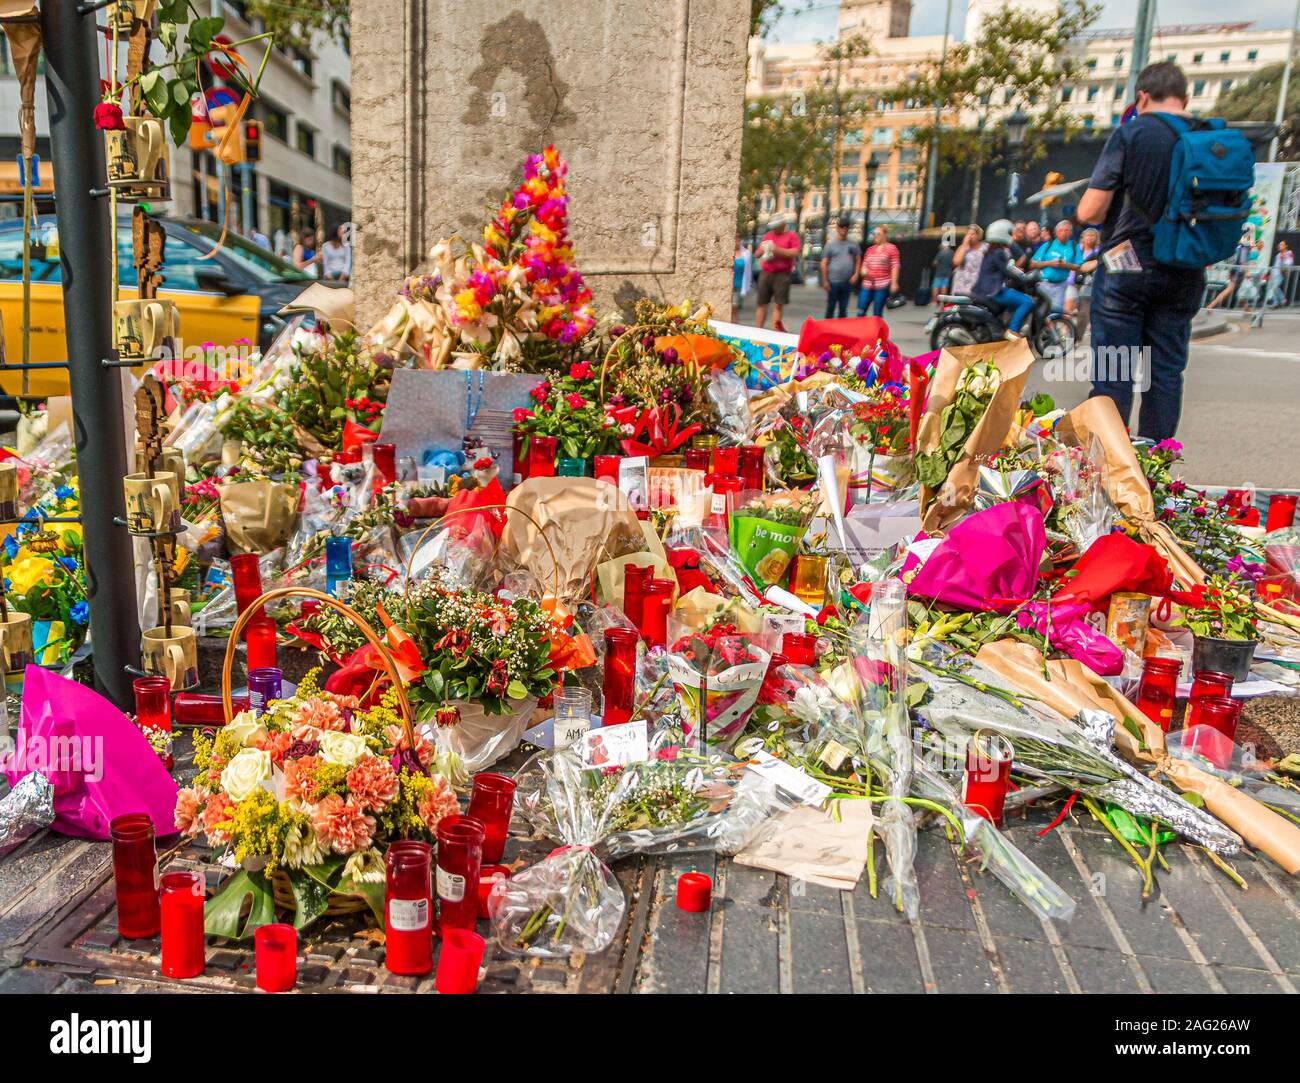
1006 107 1029 213
862 153 880 247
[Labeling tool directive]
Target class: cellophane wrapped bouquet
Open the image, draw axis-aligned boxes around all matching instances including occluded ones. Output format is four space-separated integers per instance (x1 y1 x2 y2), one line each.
665 623 770 751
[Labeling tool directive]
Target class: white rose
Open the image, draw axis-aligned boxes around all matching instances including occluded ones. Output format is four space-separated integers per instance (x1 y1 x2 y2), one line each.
226 710 267 748
318 731 369 767
220 747 273 802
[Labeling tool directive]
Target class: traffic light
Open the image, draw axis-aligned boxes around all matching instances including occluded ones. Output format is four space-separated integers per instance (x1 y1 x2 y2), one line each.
205 104 245 165
243 119 262 164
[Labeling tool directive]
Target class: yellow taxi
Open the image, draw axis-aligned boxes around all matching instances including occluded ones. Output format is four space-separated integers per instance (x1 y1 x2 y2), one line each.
0 214 323 397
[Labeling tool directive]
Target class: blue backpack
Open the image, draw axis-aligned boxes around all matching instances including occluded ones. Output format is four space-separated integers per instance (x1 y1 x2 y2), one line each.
1147 114 1255 270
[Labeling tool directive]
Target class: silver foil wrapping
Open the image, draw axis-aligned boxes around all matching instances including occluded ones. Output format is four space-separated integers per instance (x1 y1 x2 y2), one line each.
0 772 55 859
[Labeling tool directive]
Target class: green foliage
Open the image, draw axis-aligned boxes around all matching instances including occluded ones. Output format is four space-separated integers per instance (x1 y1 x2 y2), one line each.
1217 63 1300 160
243 0 350 51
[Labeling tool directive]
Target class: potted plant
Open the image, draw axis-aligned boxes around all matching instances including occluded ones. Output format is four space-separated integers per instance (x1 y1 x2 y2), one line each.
1176 574 1260 682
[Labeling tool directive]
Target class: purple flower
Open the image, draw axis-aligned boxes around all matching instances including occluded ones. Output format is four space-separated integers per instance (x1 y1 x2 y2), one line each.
660 347 679 364
1155 439 1183 453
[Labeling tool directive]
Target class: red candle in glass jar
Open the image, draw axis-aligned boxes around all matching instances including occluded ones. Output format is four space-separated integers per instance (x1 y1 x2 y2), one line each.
1135 656 1181 731
372 442 397 488
385 840 434 976
245 616 278 671
512 429 529 483
435 928 486 995
1187 670 1234 729
160 870 206 978
229 553 264 616
602 627 639 725
529 435 558 479
133 675 173 770
1266 493 1298 532
436 815 485 932
623 564 652 630
684 448 711 473
962 731 1014 827
640 579 675 648
255 923 298 993
782 632 817 667
708 475 742 530
594 455 621 485
466 773 518 865
110 814 160 939
738 445 765 491
1186 697 1242 769
477 864 511 919
173 691 249 726
712 446 740 477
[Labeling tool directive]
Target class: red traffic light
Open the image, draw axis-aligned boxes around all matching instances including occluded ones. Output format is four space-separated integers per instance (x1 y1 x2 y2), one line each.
243 119 262 163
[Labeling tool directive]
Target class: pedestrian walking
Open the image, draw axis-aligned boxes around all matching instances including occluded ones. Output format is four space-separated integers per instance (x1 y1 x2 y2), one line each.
1030 219 1083 314
1078 60 1251 441
930 239 954 306
732 236 754 320
951 224 985 297
857 226 900 318
1069 226 1101 327
292 228 320 277
820 218 861 319
753 215 801 331
1269 240 1293 307
1206 229 1254 310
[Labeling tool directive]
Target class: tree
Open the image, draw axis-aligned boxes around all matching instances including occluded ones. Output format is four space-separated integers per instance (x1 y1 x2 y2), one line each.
1218 63 1299 160
891 0 1101 221
242 0 349 50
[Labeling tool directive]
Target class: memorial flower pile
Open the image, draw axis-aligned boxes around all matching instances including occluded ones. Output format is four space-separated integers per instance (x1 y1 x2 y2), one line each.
2 482 88 662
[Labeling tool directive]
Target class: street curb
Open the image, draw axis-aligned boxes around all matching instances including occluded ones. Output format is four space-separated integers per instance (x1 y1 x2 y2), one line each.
1191 309 1229 339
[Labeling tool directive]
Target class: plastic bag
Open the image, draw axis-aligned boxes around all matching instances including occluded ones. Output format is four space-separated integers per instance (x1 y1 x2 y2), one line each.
1040 435 1118 554
706 369 753 446
664 624 769 751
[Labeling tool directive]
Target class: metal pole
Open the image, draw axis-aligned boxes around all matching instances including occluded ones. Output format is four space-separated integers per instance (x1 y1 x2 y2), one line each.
40 0 141 709
240 163 255 236
1123 0 1157 105
821 55 842 251
1271 0 1300 162
920 0 954 231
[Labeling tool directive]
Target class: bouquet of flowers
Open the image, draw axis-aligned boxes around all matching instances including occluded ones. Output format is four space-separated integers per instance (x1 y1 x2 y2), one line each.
1136 439 1248 575
1173 573 1259 642
513 361 621 461
665 624 769 749
914 359 1001 492
494 741 736 955
727 489 814 588
603 300 718 432
175 671 461 937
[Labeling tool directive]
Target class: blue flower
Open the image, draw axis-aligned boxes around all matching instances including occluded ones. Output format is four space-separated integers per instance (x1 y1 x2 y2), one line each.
56 555 78 573
55 485 74 501
2 578 10 592
2 536 17 560
70 601 89 626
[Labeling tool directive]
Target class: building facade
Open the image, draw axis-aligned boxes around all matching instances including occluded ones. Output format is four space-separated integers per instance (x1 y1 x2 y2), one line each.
0 2 351 245
748 0 1292 232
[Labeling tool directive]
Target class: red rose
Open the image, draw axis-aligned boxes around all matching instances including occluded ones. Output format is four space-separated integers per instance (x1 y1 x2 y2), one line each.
93 103 125 131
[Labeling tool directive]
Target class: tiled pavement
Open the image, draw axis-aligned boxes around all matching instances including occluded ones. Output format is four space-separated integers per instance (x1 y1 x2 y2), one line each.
1 732 1298 994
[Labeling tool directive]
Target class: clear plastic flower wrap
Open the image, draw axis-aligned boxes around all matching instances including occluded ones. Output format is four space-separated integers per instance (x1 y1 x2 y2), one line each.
664 621 771 751
494 742 738 955
1040 435 1118 554
706 369 753 446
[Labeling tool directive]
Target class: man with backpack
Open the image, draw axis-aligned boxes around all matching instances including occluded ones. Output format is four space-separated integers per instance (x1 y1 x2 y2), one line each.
1077 61 1254 441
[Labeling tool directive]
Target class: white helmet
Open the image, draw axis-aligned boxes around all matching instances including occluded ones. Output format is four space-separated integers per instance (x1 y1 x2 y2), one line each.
985 218 1015 246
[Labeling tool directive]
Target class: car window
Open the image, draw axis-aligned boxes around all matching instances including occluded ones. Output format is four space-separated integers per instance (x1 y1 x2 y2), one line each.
0 226 63 283
181 220 312 283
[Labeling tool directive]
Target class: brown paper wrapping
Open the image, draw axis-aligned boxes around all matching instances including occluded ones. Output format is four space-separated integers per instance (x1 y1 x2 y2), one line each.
595 549 672 611
917 338 1035 532
977 639 1300 874
2 16 40 160
749 371 842 418
219 480 299 555
735 801 874 890
501 478 648 606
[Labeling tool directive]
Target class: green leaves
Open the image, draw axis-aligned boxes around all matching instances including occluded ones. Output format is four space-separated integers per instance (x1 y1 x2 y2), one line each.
204 868 275 940
282 867 333 930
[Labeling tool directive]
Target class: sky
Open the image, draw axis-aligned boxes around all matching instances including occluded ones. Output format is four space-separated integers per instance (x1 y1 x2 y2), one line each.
767 0 1297 43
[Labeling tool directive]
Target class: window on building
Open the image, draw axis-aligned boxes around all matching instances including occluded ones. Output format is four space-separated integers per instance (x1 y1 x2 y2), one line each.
290 47 314 79
1083 116 1094 130
1193 80 1207 96
1062 85 1073 102
1086 86 1098 102
1193 52 1203 64
841 150 861 167
782 194 793 211
295 122 317 159
839 172 859 189
1113 84 1124 100
898 171 916 186
898 148 917 163
1086 57 1097 70
843 191 858 208
259 101 289 141
1114 53 1124 68
332 145 351 178
1166 54 1177 63
1220 51 1230 63
331 80 351 117
843 129 864 146
811 192 823 210
1248 50 1258 62
1222 79 1234 93
871 127 892 145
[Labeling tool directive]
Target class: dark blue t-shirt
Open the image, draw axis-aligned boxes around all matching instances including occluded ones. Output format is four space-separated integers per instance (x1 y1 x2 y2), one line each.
973 245 1013 299
1087 112 1190 251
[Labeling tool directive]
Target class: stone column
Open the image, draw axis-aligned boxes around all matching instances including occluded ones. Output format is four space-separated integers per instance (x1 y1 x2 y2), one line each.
351 0 750 328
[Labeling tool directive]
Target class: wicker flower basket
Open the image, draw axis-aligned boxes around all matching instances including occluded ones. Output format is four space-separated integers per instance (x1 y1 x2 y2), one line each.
221 586 421 919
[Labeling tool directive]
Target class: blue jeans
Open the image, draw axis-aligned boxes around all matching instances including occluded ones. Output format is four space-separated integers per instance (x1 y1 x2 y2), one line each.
825 280 853 318
1089 248 1204 441
858 285 890 317
987 286 1034 333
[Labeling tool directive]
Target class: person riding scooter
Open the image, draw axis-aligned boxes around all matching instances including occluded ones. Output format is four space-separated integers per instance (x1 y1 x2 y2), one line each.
971 218 1034 337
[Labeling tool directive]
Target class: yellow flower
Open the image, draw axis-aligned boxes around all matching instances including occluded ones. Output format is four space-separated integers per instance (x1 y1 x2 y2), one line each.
7 555 54 595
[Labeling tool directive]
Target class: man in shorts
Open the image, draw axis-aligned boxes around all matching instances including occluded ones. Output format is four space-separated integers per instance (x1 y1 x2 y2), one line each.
754 215 801 331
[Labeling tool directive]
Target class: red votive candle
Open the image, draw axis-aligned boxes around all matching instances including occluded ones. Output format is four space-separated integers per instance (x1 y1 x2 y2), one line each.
245 616 278 671
1187 670 1234 729
712 446 739 477
229 553 263 616
782 632 817 667
512 429 529 483
111 814 160 939
594 455 621 484
528 435 558 479
133 675 173 770
1266 494 1298 532
173 691 249 726
708 475 742 530
477 865 511 919
254 923 298 992
623 564 652 630
738 445 765 491
435 928 486 994
466 772 517 865
372 442 397 488
602 627 639 725
436 815 485 932
385 840 434 976
1186 697 1242 770
676 872 713 912
160 870 206 978
684 448 711 473
1135 656 1181 732
640 579 675 648
962 731 1014 827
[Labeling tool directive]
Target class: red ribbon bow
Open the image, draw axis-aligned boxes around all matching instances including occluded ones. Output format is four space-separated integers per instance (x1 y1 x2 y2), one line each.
615 404 701 459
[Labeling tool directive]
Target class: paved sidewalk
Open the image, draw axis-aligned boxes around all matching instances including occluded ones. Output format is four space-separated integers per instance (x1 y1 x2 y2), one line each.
1 734 1296 994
